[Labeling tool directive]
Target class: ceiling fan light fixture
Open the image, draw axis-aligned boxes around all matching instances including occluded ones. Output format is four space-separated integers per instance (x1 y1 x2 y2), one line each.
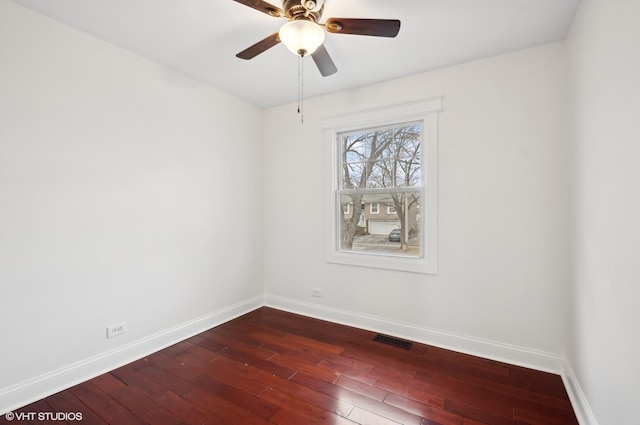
279 20 325 56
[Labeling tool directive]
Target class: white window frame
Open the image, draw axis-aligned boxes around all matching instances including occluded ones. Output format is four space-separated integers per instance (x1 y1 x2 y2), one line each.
324 98 441 274
387 205 397 214
370 203 380 214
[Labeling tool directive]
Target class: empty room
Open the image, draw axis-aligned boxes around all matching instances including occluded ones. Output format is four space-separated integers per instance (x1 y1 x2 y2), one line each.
0 0 638 424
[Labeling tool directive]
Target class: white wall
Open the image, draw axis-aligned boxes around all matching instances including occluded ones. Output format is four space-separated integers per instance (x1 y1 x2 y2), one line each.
263 43 572 367
567 0 640 424
0 0 264 411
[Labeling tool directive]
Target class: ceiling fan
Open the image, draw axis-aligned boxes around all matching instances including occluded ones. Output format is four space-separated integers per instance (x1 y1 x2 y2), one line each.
233 0 401 77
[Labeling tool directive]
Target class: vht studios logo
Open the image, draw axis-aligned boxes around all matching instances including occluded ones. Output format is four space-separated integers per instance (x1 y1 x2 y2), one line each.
4 411 83 421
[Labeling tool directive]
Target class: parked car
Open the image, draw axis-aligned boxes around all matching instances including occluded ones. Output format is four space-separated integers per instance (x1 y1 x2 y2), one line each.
388 228 401 242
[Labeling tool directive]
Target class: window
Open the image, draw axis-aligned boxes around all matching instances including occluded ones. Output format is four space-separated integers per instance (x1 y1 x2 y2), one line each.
324 98 441 274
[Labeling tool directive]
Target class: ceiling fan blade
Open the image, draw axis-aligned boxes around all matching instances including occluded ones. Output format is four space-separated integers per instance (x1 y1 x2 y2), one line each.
325 18 401 37
236 32 281 60
232 0 284 17
311 44 337 77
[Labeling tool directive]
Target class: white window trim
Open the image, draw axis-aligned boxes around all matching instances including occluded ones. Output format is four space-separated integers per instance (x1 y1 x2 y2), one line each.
323 98 441 274
370 203 380 214
387 205 396 214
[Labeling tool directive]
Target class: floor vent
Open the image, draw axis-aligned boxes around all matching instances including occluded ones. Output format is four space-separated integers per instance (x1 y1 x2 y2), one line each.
373 334 413 350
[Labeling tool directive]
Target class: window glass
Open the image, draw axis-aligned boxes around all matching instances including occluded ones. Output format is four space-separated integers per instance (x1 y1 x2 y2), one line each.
337 122 422 258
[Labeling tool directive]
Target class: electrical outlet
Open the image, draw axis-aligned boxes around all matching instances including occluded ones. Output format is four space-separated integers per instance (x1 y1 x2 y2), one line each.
312 288 322 297
107 322 127 338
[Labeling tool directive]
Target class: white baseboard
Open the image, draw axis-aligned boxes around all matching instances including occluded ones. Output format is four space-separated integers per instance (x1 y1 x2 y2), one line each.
0 295 264 416
264 294 565 374
562 361 600 425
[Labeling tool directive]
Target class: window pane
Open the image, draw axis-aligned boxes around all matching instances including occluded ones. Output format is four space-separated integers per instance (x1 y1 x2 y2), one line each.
338 192 421 257
340 122 422 190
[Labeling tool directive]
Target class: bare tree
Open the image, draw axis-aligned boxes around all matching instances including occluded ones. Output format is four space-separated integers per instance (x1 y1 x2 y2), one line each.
340 130 393 249
390 125 421 248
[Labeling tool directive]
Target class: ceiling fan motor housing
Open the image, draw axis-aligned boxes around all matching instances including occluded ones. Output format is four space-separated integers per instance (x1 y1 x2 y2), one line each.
283 0 323 21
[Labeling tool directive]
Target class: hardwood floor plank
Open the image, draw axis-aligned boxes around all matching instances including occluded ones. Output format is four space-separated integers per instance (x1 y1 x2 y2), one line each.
461 419 491 425
292 371 424 425
348 406 403 425
110 387 182 425
190 373 278 420
145 351 203 382
513 406 580 425
184 387 274 425
133 361 196 396
373 367 446 409
201 321 266 347
309 346 378 384
328 326 380 350
90 372 128 394
413 368 571 419
255 333 309 353
8 307 578 425
342 347 419 377
443 399 529 425
201 332 278 360
384 393 463 425
209 354 264 379
184 335 226 355
375 368 516 419
509 366 571 399
217 346 297 379
193 361 268 396
254 371 354 418
268 409 347 425
258 387 354 425
110 364 171 399
172 351 219 375
423 346 512 378
414 367 573 412
45 390 109 424
69 381 149 425
173 339 220 361
335 375 388 402
268 351 341 383
317 350 375 374
281 333 346 355
152 391 211 425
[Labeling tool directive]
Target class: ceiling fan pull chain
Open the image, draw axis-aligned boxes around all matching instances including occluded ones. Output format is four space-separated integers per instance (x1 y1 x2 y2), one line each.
301 54 305 124
297 54 301 115
297 54 304 124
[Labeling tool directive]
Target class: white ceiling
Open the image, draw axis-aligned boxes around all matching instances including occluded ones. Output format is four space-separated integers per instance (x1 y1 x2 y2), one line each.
10 0 580 108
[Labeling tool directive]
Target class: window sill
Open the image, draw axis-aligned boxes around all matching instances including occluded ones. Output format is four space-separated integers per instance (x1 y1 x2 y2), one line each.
326 249 437 274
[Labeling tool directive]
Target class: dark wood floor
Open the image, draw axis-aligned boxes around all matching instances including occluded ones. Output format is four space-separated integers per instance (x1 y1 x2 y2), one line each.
2 307 578 425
